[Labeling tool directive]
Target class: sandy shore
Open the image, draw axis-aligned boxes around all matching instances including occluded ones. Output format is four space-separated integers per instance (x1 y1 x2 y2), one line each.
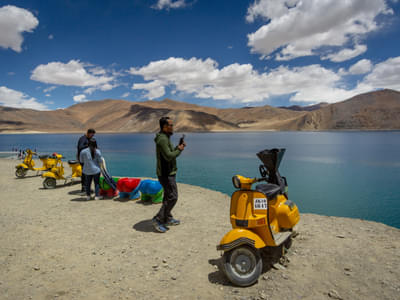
0 158 399 300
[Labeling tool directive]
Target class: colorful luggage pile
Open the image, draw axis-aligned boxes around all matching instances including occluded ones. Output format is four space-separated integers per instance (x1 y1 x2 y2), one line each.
99 176 163 203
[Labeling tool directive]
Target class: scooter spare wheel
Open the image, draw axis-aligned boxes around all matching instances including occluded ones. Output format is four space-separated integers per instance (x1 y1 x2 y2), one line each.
15 167 27 178
43 177 56 189
223 245 262 287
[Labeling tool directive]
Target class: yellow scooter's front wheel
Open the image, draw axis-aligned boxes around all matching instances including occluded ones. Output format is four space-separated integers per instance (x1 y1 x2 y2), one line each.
15 167 27 178
222 245 262 287
43 177 56 189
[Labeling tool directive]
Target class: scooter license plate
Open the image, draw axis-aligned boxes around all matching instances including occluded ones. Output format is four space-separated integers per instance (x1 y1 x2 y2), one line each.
254 198 267 210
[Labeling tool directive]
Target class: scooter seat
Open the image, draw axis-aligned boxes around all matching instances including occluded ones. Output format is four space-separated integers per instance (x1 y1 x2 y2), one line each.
68 160 79 165
39 155 49 159
255 183 281 199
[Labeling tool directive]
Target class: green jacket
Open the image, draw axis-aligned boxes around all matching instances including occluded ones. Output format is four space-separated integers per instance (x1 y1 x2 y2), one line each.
155 132 182 177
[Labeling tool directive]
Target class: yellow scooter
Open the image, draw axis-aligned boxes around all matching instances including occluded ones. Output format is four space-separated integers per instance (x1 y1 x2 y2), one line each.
15 149 56 178
42 154 82 189
217 148 300 286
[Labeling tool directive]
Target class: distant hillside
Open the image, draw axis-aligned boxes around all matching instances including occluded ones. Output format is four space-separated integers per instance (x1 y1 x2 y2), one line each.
279 102 329 111
288 89 400 130
1 89 399 132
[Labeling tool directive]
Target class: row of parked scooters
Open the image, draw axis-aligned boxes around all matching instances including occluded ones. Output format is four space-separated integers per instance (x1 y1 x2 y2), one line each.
15 149 82 189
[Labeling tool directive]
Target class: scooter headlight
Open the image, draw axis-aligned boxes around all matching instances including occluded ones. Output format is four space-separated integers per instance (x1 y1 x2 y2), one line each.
232 176 241 189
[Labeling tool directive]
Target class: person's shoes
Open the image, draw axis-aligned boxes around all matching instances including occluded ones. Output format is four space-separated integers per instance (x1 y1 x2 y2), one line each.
166 218 180 226
95 196 103 200
152 218 168 233
86 195 91 201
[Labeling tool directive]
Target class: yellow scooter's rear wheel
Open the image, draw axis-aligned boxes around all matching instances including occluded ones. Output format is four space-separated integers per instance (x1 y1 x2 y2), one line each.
43 177 56 189
15 167 27 178
222 245 262 287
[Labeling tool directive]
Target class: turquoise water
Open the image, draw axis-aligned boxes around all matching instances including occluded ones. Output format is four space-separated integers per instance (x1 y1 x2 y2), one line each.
1 132 400 228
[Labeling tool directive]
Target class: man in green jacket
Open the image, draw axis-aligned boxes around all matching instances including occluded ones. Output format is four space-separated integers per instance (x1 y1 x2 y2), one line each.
152 116 186 233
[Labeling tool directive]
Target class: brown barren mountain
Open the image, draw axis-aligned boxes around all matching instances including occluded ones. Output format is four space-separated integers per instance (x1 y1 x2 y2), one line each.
0 89 399 132
288 89 400 130
279 102 329 112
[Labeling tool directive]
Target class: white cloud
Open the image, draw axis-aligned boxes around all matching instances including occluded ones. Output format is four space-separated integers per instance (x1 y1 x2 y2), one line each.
0 5 38 52
321 44 368 63
129 56 364 103
45 94 51 97
83 83 118 95
133 80 166 99
246 0 298 23
152 0 187 10
31 60 114 87
48 34 54 40
0 86 47 110
247 0 393 61
358 56 400 91
89 66 106 75
99 83 117 91
83 87 96 94
122 92 130 98
43 86 57 93
348 59 373 75
73 94 87 102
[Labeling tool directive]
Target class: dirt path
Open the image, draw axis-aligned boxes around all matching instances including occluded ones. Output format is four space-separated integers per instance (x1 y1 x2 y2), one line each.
0 158 399 300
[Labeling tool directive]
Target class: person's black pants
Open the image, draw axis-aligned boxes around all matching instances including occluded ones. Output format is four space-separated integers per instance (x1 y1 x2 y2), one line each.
85 173 100 196
155 175 178 224
80 163 86 192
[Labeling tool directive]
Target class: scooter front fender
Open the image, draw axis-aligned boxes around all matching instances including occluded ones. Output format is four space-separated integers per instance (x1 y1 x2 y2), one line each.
42 172 56 179
217 228 266 251
16 163 28 169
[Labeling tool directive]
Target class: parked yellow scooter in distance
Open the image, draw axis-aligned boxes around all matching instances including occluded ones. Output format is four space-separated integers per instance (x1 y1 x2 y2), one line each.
15 149 56 178
42 154 82 189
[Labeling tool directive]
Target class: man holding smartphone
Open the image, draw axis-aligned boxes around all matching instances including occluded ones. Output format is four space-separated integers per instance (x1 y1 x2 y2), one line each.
152 117 186 233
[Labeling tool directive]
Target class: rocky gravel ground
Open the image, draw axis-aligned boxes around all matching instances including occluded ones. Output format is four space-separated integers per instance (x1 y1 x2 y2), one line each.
0 158 399 300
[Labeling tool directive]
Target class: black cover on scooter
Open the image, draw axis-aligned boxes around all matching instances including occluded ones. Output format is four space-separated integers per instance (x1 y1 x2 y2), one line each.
256 148 287 193
257 148 285 174
101 165 117 190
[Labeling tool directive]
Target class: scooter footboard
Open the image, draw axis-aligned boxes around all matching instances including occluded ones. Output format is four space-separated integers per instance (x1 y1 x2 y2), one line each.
42 172 57 179
217 228 266 251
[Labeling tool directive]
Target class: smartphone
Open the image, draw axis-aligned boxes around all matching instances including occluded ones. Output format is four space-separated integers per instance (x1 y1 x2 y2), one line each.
179 134 185 145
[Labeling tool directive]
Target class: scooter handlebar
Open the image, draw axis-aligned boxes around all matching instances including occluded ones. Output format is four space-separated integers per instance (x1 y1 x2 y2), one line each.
255 177 267 182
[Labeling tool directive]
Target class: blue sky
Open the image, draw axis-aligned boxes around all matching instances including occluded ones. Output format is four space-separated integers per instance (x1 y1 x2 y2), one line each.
1 0 400 110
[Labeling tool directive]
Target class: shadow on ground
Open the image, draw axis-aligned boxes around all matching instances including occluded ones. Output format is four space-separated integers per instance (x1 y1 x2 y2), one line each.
68 189 82 195
208 258 232 286
70 197 95 202
14 175 41 179
133 219 156 233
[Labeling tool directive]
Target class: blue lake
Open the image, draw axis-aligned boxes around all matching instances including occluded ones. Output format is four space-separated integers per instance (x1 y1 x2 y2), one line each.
1 132 400 228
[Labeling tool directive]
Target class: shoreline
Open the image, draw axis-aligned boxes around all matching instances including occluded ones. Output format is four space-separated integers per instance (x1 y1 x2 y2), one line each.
2 157 398 229
1 158 399 230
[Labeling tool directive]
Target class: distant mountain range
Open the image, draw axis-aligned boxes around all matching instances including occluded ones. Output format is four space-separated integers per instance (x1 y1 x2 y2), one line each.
1 89 400 132
279 102 329 111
